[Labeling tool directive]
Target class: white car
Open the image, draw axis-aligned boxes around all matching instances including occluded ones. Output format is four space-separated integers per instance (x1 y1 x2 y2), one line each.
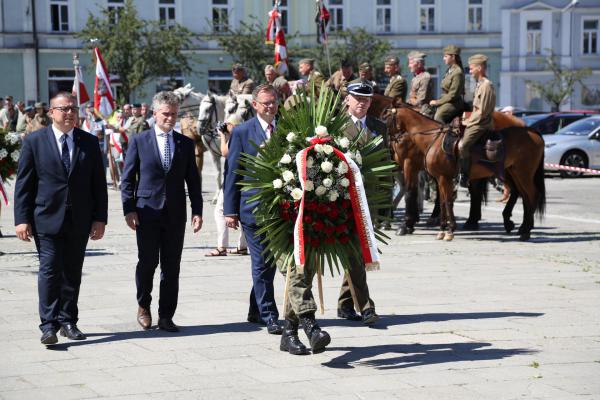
543 116 600 177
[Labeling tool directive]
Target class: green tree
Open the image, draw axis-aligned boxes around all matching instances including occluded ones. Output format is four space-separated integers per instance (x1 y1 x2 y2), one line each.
76 0 195 103
526 51 592 111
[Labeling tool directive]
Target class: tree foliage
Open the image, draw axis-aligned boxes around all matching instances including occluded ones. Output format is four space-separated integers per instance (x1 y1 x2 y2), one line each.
76 0 195 103
526 50 592 111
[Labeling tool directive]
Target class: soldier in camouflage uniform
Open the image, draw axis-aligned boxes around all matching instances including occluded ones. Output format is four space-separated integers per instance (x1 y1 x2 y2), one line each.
407 51 434 118
298 58 325 97
459 54 496 188
325 59 355 97
126 104 149 136
264 64 291 102
358 62 380 94
229 63 255 95
383 56 407 102
430 45 465 124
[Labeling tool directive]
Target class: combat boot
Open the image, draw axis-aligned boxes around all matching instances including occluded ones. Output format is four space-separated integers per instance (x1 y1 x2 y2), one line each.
299 312 331 353
459 156 471 188
280 319 309 355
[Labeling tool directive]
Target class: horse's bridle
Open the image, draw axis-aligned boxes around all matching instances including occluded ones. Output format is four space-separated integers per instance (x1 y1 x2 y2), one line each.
198 96 218 135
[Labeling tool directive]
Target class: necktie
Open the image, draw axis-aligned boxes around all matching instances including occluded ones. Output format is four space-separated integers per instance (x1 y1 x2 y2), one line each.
355 120 363 131
60 134 70 174
266 123 273 139
162 133 171 171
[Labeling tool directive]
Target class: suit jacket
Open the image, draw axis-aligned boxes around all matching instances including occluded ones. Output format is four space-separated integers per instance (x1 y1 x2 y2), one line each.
14 126 108 235
223 117 267 225
120 128 203 222
343 115 388 148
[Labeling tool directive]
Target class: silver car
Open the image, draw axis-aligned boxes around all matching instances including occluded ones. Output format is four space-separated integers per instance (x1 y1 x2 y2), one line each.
544 116 600 177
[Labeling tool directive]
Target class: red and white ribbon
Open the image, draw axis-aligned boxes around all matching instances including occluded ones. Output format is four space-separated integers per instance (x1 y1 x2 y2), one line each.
0 179 8 206
293 136 380 272
544 163 600 175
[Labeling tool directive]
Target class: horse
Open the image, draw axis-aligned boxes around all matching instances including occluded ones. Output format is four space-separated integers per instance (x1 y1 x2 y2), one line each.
224 93 255 122
388 105 546 241
173 83 205 117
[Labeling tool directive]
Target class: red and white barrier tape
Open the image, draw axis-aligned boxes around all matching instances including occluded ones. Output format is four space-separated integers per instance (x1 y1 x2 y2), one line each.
544 163 600 175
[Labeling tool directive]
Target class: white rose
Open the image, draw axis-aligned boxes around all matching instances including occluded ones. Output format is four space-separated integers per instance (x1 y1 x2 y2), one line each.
282 170 295 182
286 132 296 142
355 152 362 165
322 178 333 188
337 162 349 175
314 144 324 153
328 190 339 202
280 153 292 164
315 186 327 196
339 137 350 149
0 149 7 160
323 144 334 155
272 179 283 189
291 188 304 200
321 161 333 173
305 180 314 191
315 125 328 137
11 150 20 162
8 133 20 144
340 178 350 187
306 156 315 168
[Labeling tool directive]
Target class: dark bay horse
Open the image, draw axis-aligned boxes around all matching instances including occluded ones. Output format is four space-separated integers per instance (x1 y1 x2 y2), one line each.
389 106 546 241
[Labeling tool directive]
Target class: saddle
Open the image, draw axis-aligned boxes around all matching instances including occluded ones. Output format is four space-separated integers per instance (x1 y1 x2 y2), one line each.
442 125 505 176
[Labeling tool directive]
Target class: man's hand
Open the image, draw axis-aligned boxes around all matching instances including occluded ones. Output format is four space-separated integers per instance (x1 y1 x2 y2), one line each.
15 223 32 242
125 212 139 231
192 215 203 233
225 216 239 230
429 100 437 106
89 221 106 240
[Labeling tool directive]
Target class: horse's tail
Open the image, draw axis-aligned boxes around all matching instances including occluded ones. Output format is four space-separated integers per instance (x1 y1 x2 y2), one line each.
534 155 546 218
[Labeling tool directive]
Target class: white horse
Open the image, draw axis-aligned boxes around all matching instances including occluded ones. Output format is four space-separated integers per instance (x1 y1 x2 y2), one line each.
173 83 205 117
224 93 255 122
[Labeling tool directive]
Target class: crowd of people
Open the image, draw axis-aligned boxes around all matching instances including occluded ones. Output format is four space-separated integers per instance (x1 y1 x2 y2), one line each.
6 45 499 355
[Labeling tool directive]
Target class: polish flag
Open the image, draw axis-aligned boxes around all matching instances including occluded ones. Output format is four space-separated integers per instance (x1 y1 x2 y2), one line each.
72 64 90 118
93 47 115 118
265 6 288 74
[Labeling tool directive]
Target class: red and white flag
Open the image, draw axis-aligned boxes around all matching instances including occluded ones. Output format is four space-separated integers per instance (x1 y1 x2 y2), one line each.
265 5 288 74
315 0 330 44
93 47 115 118
72 64 90 118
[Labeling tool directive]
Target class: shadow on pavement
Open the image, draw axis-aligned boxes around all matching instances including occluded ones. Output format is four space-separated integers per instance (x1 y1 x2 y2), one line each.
471 231 600 243
322 341 536 370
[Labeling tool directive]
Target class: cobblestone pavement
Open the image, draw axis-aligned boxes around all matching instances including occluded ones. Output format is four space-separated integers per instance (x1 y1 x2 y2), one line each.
1 164 599 399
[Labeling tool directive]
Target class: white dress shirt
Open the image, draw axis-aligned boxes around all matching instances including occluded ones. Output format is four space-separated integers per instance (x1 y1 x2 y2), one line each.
51 124 74 162
155 126 174 165
256 115 276 140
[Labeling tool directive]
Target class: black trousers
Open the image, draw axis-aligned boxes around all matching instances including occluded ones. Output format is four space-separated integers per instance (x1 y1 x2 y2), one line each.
34 210 90 333
135 209 186 319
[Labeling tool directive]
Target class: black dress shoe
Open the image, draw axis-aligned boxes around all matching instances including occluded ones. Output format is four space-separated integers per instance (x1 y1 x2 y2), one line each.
300 313 331 353
247 313 262 324
361 308 379 325
462 220 480 231
266 318 283 335
158 318 179 332
337 307 362 322
280 320 309 355
40 329 58 345
59 323 86 340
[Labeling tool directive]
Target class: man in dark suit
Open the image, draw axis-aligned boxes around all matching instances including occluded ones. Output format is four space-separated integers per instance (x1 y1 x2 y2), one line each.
14 92 108 346
223 84 283 336
121 91 203 333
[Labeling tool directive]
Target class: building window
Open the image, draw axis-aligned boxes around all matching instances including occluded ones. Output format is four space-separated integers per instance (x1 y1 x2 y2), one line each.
583 19 599 55
467 0 483 32
212 0 229 33
427 67 439 98
107 0 124 25
48 69 75 101
527 20 542 55
273 0 288 34
208 70 232 95
159 0 176 28
420 0 435 32
376 0 391 33
329 0 343 32
50 0 69 32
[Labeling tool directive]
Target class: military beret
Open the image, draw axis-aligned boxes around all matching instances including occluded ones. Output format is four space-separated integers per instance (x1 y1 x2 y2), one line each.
408 51 426 60
299 58 315 66
231 63 245 71
468 54 488 65
443 45 461 55
35 102 45 108
347 80 373 97
131 103 141 108
359 62 372 72
384 56 399 65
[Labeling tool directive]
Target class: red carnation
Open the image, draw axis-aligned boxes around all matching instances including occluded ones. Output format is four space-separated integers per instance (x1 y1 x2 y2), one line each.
316 203 329 214
335 224 348 233
281 200 291 210
327 208 339 219
324 237 335 244
324 226 335 236
313 220 325 231
303 215 313 224
339 236 350 244
306 201 317 211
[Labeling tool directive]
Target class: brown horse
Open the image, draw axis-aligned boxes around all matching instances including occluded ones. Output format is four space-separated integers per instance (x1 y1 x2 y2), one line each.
389 106 546 241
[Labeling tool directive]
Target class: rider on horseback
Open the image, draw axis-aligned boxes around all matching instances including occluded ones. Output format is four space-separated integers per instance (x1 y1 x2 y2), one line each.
459 54 496 188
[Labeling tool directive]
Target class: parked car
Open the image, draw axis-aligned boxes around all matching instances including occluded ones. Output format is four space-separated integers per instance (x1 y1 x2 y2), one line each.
544 116 600 177
524 112 594 135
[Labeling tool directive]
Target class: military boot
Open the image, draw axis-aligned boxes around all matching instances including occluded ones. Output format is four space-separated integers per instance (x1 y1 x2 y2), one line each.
299 313 331 353
280 319 310 355
459 156 471 188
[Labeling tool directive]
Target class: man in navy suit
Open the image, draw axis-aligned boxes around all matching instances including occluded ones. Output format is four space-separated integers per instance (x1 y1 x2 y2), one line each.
223 84 283 336
121 91 203 333
14 92 108 346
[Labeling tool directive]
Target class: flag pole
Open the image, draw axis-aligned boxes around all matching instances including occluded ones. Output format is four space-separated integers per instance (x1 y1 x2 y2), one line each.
73 52 83 121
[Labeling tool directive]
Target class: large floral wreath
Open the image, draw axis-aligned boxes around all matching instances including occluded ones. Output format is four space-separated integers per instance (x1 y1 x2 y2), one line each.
0 128 21 205
236 86 395 275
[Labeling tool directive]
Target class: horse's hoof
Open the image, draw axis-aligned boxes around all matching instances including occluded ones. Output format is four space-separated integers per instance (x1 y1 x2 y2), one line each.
504 220 515 234
519 232 531 241
462 220 479 231
443 232 454 241
396 226 408 236
436 231 446 240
